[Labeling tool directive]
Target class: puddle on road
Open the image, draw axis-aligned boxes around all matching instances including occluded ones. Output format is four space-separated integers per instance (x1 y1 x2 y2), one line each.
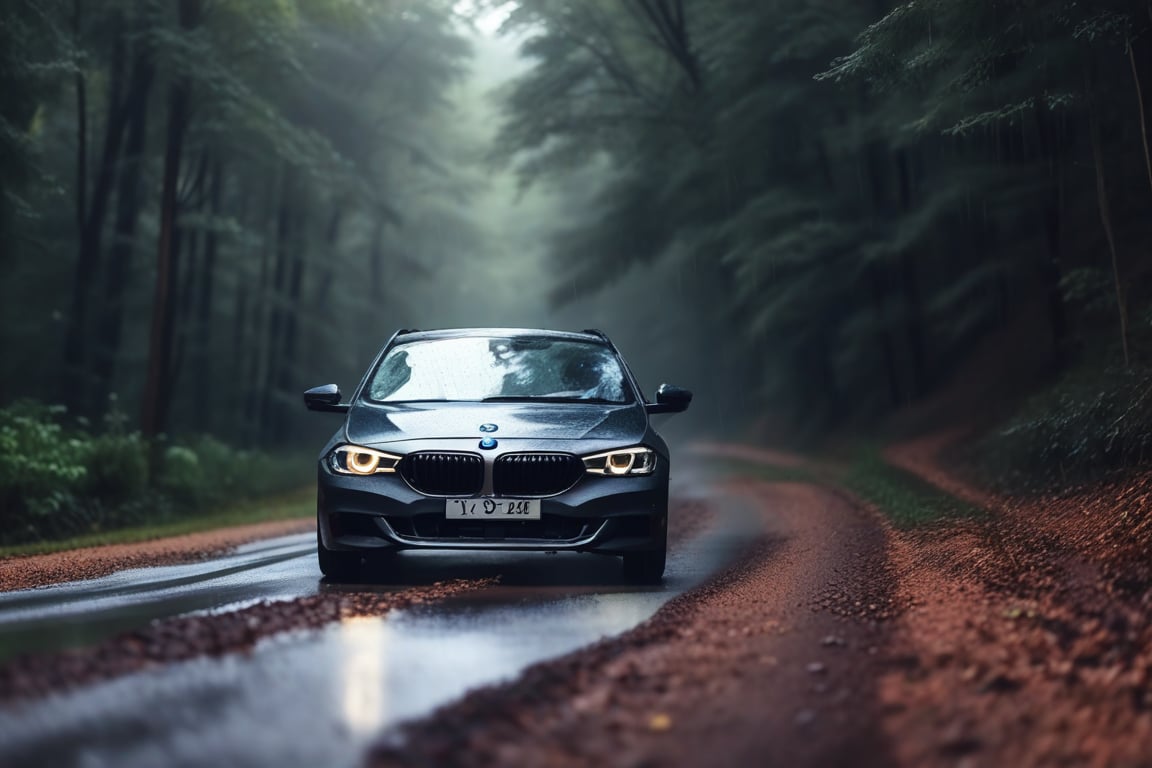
0 494 760 768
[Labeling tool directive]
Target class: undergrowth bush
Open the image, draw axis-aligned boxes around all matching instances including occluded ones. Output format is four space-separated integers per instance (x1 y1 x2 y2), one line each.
969 364 1152 493
82 432 148 503
174 436 296 502
0 402 89 542
0 400 304 546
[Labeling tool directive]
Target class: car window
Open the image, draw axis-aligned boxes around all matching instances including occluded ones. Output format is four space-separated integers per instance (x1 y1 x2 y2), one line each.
366 337 631 404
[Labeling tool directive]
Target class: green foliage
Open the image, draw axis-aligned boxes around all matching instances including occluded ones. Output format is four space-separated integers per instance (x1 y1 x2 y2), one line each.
0 0 474 451
80 432 149 504
970 366 1152 493
159 436 300 509
840 447 982 529
0 403 89 541
0 402 87 488
494 0 1152 439
0 488 313 559
816 0 1149 137
159 445 203 504
0 402 304 546
1060 267 1115 317
704 447 981 528
0 0 75 225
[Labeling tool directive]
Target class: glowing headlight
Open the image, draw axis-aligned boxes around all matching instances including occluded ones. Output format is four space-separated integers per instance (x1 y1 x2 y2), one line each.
582 447 657 476
329 446 401 475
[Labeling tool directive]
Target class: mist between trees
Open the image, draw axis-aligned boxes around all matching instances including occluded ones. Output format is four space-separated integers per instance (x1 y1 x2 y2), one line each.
2 0 1152 483
493 0 1152 434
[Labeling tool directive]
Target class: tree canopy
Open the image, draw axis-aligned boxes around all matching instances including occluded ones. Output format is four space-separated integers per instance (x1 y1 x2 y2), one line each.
0 0 473 446
493 0 1152 430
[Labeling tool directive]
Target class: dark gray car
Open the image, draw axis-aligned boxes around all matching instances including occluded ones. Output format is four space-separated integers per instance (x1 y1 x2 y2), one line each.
304 328 692 583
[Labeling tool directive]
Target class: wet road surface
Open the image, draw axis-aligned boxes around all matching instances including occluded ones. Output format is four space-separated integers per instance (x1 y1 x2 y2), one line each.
0 485 759 768
0 535 317 660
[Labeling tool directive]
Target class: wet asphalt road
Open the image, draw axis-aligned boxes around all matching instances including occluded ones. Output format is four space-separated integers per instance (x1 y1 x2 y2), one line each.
0 535 318 661
0 482 759 768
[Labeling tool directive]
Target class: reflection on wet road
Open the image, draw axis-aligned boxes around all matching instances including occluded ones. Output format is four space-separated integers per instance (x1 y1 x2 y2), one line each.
0 486 760 768
0 536 318 660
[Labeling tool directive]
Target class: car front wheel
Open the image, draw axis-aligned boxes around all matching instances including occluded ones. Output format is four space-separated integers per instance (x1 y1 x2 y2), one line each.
317 527 361 581
622 544 666 584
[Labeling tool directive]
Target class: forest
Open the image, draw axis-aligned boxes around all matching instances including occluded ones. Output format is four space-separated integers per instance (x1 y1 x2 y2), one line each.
2 0 1152 543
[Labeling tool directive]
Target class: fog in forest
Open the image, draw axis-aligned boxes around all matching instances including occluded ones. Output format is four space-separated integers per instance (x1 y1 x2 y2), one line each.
3 0 1152 544
401 10 724 434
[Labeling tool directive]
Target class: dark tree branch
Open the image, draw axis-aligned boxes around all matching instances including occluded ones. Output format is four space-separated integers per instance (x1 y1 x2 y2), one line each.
628 0 702 91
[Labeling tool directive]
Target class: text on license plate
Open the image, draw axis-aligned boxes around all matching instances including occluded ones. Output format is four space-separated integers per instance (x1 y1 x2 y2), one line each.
445 498 541 520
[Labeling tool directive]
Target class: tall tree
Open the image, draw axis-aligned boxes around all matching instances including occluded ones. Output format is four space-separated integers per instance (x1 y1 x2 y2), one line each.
141 0 201 448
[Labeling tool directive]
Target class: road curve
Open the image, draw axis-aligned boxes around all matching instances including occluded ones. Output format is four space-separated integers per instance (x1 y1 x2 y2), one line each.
0 475 758 768
0 535 316 661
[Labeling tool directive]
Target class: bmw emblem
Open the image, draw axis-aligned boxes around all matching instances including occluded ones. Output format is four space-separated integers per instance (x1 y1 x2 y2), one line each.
479 437 498 450
479 423 498 433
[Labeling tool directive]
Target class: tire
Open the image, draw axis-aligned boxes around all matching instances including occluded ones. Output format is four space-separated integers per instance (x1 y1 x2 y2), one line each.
365 550 401 582
622 544 666 584
317 528 361 582
623 509 668 584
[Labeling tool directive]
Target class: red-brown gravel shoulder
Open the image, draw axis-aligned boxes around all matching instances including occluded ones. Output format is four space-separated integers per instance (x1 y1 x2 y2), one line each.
371 480 898 768
877 436 1152 765
0 518 313 593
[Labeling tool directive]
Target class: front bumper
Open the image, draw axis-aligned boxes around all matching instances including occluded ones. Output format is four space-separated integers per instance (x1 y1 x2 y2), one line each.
317 464 668 555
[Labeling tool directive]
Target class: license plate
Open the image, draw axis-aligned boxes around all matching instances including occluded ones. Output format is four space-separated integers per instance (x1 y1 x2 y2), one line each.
445 497 541 520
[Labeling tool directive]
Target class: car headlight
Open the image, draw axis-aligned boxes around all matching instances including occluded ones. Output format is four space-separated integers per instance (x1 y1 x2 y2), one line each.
582 447 657 476
329 445 401 475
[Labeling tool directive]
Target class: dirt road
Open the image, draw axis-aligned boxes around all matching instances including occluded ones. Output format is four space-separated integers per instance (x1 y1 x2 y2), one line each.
373 479 898 767
2 444 1149 767
370 446 1152 767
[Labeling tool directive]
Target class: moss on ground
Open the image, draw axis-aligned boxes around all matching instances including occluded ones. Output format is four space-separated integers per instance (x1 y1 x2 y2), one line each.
709 446 983 529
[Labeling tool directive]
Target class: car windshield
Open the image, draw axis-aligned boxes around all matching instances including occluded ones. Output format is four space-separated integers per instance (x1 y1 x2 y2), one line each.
365 336 632 404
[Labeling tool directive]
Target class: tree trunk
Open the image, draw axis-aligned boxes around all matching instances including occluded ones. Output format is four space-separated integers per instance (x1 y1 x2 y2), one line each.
1091 113 1129 367
193 156 223 431
307 206 343 393
275 231 307 443
258 169 294 445
243 174 278 447
629 0 702 91
895 149 927 398
73 0 87 238
313 207 342 310
63 19 127 411
92 48 155 414
866 263 902 408
814 321 839 426
231 283 249 444
169 153 210 417
363 214 388 365
1032 95 1069 370
1130 36 1152 197
141 0 201 464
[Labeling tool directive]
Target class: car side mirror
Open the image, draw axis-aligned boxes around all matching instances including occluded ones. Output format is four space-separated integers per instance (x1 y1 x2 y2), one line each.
646 383 692 415
304 384 350 413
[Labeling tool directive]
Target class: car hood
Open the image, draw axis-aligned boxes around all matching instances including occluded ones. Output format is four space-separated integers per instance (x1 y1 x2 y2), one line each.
344 401 647 445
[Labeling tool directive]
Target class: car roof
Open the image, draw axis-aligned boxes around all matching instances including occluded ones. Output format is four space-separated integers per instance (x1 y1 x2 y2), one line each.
393 327 611 345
